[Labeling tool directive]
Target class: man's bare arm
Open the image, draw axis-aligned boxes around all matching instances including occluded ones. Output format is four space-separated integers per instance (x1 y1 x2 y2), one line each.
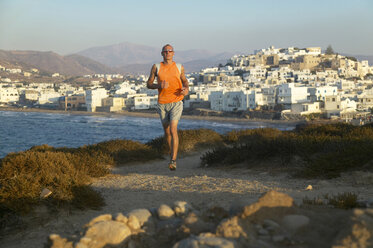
147 65 169 89
146 65 159 89
180 66 189 96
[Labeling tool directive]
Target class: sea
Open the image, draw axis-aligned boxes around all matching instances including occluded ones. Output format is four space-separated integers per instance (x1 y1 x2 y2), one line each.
0 111 298 158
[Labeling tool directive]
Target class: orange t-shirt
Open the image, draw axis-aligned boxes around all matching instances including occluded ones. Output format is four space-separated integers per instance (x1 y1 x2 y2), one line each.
157 62 184 104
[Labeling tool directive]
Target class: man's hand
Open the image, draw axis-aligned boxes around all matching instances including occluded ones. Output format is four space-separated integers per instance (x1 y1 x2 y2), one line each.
159 80 169 89
180 87 189 96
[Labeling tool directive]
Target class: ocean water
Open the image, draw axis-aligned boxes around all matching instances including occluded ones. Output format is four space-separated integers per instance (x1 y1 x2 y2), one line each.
0 111 297 158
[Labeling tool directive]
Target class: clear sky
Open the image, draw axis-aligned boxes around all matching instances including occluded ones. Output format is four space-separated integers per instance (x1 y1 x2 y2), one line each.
1 0 372 55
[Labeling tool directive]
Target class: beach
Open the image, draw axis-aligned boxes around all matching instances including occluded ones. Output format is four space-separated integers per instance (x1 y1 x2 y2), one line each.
0 106 305 125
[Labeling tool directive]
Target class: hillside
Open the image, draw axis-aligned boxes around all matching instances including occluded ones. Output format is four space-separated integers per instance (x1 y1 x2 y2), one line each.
76 41 234 71
0 50 114 76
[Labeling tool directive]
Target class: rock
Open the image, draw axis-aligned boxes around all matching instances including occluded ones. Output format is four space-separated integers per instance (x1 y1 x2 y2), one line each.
48 234 73 248
272 235 285 242
183 212 215 234
78 220 131 248
157 218 183 231
216 217 247 239
86 214 112 227
40 188 52 198
204 206 229 221
127 215 141 230
173 236 235 248
257 228 269 236
332 209 373 248
128 208 152 226
282 215 310 232
174 201 191 216
263 219 280 232
115 213 128 224
241 191 294 219
254 239 273 248
158 204 175 220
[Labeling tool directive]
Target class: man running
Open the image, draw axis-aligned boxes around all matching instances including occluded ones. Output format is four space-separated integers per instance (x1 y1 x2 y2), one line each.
146 44 189 170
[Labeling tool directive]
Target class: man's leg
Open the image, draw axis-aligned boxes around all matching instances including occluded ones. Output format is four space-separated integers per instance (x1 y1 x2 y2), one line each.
169 120 179 161
162 122 172 157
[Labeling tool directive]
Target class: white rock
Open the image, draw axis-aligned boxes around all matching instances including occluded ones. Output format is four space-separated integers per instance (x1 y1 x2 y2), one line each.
158 204 175 220
40 188 52 198
81 220 131 248
86 214 112 227
282 215 310 232
174 201 190 216
115 213 128 224
127 215 141 230
127 209 152 226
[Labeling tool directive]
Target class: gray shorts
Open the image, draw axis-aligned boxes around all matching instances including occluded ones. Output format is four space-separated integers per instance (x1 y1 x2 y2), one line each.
157 101 183 124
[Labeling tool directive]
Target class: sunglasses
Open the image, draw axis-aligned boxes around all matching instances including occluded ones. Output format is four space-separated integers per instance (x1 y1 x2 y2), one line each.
162 50 174 53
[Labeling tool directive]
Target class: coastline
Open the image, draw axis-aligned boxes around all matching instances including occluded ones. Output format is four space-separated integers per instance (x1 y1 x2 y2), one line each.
0 107 306 125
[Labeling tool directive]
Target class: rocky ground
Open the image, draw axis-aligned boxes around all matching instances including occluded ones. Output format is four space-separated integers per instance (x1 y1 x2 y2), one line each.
1 152 373 247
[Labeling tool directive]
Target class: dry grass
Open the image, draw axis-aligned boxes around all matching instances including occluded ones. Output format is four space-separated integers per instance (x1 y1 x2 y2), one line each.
303 192 359 209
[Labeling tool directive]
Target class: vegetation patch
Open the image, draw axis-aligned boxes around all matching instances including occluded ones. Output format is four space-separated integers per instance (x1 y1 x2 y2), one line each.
201 123 373 178
303 192 359 209
147 128 223 155
0 139 162 218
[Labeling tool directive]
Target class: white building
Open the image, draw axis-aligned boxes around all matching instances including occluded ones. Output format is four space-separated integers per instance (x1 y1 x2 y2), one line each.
38 90 61 105
133 95 158 110
277 83 309 107
0 87 19 103
85 88 108 112
314 86 338 101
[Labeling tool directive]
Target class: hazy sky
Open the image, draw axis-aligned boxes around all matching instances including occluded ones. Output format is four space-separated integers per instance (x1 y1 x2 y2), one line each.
1 0 372 55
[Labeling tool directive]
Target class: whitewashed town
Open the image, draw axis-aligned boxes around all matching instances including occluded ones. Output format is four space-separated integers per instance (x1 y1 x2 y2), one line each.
1 46 373 120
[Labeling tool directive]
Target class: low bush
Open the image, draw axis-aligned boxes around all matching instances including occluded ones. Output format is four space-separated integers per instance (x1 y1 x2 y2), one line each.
201 123 373 178
0 138 162 216
0 150 106 214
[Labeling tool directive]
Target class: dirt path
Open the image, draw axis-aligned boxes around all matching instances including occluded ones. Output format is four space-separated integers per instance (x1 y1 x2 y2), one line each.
2 152 373 248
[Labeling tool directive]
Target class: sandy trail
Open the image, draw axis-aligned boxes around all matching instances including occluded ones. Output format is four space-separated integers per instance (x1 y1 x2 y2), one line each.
2 151 372 248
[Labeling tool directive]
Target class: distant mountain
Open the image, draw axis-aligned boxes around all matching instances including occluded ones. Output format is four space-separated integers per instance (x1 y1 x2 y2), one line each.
116 58 229 75
0 50 114 76
353 55 373 65
76 42 234 69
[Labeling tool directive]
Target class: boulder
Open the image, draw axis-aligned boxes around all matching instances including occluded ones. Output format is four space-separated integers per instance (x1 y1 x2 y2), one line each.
127 215 141 230
281 215 310 232
158 204 175 220
127 208 152 226
77 220 131 248
86 214 112 227
174 201 191 216
216 217 248 239
47 234 73 248
173 236 235 248
241 191 294 219
115 213 128 224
